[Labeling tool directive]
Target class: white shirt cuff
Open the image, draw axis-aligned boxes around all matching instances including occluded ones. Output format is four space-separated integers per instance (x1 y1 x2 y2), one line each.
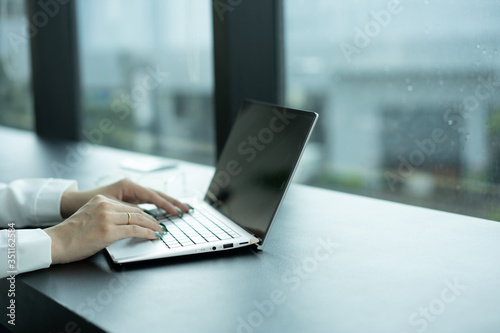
1 229 52 279
34 179 78 226
17 229 52 274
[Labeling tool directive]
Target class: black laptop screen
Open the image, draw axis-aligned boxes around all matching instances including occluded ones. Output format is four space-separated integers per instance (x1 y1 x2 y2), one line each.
204 101 317 243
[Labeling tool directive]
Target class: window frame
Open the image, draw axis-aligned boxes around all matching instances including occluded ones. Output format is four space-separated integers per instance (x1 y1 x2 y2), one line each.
27 0 284 163
27 0 81 141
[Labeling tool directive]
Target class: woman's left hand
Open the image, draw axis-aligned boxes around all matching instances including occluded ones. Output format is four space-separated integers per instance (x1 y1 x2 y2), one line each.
60 178 190 218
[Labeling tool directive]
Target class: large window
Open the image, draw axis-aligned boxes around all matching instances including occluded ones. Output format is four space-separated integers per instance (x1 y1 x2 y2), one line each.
0 0 34 130
77 0 214 165
285 0 500 221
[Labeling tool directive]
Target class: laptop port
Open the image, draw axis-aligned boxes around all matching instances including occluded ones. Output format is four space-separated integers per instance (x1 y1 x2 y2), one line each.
239 242 249 245
223 243 234 249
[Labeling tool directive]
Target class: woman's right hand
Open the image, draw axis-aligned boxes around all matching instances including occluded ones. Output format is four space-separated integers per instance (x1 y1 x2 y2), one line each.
44 194 163 265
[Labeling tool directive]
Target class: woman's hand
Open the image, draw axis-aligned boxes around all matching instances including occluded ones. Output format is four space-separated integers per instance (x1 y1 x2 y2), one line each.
60 178 190 218
45 194 164 264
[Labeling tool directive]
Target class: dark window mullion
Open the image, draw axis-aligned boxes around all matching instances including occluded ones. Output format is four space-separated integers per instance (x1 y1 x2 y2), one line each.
27 0 81 141
212 0 284 160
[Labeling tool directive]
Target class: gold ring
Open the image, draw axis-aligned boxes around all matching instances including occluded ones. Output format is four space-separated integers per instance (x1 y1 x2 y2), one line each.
127 212 131 225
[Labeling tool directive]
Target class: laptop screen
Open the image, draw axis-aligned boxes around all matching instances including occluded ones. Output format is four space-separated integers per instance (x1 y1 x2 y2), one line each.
204 100 318 245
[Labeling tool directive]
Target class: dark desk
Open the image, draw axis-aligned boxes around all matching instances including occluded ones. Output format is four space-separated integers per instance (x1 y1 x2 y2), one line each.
1 126 500 333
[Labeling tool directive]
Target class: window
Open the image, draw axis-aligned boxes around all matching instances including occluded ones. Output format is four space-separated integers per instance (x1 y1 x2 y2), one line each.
285 0 500 220
77 0 215 165
0 0 34 130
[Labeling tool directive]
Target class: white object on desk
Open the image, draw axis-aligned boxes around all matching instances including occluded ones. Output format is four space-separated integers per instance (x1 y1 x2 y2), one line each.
120 157 177 173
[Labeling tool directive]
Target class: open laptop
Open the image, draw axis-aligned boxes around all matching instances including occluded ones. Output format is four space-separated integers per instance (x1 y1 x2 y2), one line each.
106 100 318 264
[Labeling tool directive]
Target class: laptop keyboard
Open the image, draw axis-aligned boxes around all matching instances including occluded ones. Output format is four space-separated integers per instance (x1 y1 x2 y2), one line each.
148 207 241 249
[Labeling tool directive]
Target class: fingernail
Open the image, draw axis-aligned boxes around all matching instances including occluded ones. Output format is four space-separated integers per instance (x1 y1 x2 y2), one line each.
185 203 194 211
155 231 163 238
159 223 168 234
175 207 184 217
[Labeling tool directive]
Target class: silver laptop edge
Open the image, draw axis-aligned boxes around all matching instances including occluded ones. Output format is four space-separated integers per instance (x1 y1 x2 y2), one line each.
255 111 318 250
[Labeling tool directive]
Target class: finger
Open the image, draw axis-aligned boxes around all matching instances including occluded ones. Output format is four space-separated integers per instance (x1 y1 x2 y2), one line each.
149 192 184 216
110 199 166 223
154 191 190 212
108 203 159 226
112 200 141 210
115 224 160 241
131 186 188 216
93 195 142 211
119 211 163 233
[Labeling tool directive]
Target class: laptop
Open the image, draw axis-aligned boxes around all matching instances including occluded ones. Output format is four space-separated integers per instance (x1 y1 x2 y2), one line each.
106 100 318 264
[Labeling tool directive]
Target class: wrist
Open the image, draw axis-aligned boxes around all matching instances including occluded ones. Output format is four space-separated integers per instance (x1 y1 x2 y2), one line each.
44 226 64 265
60 189 93 218
61 190 96 219
60 189 77 218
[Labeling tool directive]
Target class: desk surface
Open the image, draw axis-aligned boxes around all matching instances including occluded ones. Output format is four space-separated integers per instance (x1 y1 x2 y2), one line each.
1 126 500 333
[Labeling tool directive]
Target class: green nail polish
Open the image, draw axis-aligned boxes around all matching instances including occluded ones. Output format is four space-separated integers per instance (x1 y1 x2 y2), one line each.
155 231 163 238
160 223 168 234
175 207 184 217
186 203 194 211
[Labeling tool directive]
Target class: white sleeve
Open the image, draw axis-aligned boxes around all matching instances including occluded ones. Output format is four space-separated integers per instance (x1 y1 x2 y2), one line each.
0 178 78 278
0 178 78 228
1 228 52 279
